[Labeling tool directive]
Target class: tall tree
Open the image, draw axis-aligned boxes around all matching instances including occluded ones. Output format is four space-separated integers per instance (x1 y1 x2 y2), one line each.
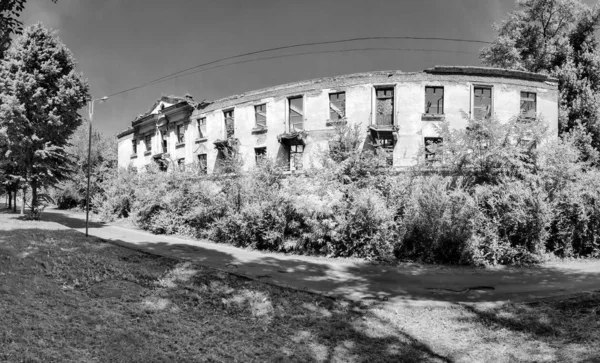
480 0 600 152
0 0 57 59
53 120 117 209
0 23 90 216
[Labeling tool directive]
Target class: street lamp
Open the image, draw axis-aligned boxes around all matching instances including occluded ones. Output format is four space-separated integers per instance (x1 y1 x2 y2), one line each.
85 96 109 237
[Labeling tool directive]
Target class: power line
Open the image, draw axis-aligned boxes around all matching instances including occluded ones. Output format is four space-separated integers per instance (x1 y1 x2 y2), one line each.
147 47 478 87
106 36 490 98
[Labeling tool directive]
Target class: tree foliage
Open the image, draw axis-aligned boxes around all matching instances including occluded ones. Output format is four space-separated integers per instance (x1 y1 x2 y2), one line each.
480 0 600 152
0 0 57 59
0 23 90 215
52 120 117 209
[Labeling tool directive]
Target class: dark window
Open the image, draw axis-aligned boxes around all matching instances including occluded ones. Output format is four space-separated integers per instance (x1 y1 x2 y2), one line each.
378 138 395 149
255 104 267 128
288 96 304 131
520 92 536 119
177 124 185 144
161 130 167 153
224 110 235 138
145 134 152 152
329 92 346 121
425 86 444 114
155 158 168 172
473 86 492 119
177 158 185 170
197 154 207 174
289 144 304 171
255 147 267 163
424 137 443 162
197 117 206 138
132 139 137 154
376 88 394 125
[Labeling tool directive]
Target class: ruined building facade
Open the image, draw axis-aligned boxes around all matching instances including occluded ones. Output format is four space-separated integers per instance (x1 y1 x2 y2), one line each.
116 66 559 173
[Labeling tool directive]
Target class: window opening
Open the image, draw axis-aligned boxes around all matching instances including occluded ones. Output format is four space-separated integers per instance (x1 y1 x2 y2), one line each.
376 88 394 126
224 110 235 138
425 86 444 114
473 87 492 119
197 117 206 138
289 144 304 171
255 104 267 128
288 96 304 131
329 92 346 121
520 92 536 119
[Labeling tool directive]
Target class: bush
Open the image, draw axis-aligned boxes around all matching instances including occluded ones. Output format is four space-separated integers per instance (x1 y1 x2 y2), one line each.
95 113 600 266
53 181 81 209
400 176 480 263
548 170 600 258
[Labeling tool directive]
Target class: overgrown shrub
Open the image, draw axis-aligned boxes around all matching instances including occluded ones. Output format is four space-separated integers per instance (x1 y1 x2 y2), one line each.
96 112 600 265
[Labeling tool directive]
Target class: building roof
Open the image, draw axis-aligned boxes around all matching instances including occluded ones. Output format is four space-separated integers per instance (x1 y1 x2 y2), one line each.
200 66 559 113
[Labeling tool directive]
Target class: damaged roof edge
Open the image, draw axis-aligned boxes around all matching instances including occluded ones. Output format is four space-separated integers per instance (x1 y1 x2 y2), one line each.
424 66 559 83
117 127 134 138
201 67 557 113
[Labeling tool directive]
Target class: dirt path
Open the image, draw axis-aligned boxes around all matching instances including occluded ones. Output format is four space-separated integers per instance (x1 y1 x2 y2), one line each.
31 207 600 304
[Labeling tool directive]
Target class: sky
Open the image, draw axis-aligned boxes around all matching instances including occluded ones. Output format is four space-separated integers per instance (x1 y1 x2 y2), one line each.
17 0 553 135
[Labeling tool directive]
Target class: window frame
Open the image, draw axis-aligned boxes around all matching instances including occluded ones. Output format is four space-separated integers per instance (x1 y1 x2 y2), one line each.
424 137 443 162
197 117 207 139
520 91 537 120
254 104 267 128
288 144 305 171
160 130 168 153
329 91 346 123
374 86 395 126
223 109 235 138
176 124 185 144
472 85 493 120
254 147 267 164
144 134 152 152
288 95 304 132
424 86 444 115
197 154 207 174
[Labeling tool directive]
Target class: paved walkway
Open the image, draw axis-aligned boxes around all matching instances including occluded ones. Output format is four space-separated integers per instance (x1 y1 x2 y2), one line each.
39 208 600 304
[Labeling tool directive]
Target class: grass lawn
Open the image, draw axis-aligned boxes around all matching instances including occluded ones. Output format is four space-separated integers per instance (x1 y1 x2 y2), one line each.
0 211 598 362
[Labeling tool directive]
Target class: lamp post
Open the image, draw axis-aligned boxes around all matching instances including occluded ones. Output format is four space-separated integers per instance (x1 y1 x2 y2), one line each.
85 96 109 237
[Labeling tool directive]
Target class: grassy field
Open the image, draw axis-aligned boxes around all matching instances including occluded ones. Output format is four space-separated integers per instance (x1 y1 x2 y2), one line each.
0 211 599 362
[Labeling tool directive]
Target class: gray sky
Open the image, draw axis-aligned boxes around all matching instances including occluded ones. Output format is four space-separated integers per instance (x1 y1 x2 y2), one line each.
19 0 538 135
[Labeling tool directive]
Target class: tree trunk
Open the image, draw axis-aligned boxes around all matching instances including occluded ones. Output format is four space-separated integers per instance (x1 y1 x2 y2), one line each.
7 190 11 209
30 180 37 216
13 191 16 213
20 187 25 215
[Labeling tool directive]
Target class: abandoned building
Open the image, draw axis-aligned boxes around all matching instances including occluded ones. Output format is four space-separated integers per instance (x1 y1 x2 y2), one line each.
116 66 559 173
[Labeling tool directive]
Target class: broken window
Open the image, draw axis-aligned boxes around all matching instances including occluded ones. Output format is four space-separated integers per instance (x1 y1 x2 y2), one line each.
289 144 304 171
288 96 304 131
224 109 235 138
255 104 267 128
161 130 168 153
132 139 137 155
376 88 394 126
177 124 185 144
329 92 346 122
473 86 492 119
424 137 443 162
197 154 207 174
425 86 444 114
197 117 207 139
145 134 152 152
255 147 267 164
520 92 536 119
155 158 168 172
